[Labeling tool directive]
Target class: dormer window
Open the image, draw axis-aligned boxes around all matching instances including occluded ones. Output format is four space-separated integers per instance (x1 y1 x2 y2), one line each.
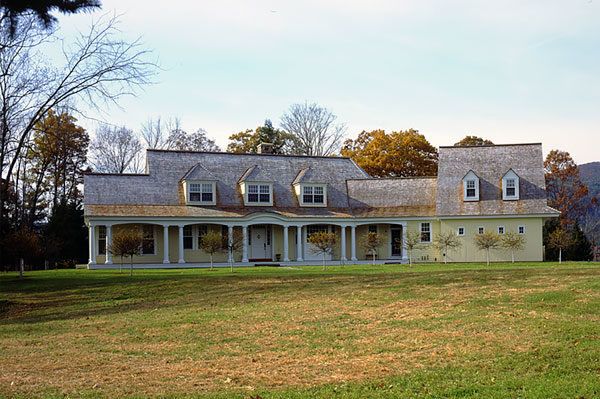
502 170 519 200
185 181 216 205
462 171 480 201
302 186 324 204
247 183 271 204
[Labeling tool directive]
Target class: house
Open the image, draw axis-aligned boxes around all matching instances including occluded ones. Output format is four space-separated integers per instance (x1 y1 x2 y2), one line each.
83 143 559 268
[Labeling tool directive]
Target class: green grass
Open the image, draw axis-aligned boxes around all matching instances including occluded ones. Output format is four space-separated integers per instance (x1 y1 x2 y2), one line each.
1 262 600 398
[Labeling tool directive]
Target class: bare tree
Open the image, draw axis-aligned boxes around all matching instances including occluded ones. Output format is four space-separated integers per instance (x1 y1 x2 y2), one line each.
140 116 169 149
223 228 243 272
0 13 156 225
473 231 502 266
280 102 347 156
110 228 142 276
141 116 220 152
433 231 462 264
501 232 526 263
89 124 143 173
396 231 421 267
359 231 385 265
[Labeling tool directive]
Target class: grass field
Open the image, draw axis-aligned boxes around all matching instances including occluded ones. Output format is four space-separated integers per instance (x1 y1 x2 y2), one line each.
1 262 600 398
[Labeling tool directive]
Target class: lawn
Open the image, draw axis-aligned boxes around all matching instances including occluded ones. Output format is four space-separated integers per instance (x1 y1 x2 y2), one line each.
1 262 600 398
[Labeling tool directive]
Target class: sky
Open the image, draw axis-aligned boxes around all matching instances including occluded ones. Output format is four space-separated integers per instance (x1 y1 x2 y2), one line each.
56 0 600 164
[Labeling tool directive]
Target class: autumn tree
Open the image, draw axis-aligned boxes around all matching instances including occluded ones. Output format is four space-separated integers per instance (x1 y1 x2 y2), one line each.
227 120 298 154
198 230 225 270
341 129 438 177
110 228 142 276
359 231 385 265
544 150 598 230
307 231 337 270
25 110 89 224
547 228 573 264
89 125 143 173
501 231 526 263
454 136 494 146
473 230 502 266
165 128 220 152
0 0 101 36
280 102 346 156
433 231 462 264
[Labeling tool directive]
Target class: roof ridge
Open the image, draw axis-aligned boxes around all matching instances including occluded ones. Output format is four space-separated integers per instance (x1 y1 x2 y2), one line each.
147 148 351 160
440 142 542 149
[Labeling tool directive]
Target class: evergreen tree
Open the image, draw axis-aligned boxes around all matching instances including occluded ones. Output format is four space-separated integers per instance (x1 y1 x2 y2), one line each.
44 198 88 267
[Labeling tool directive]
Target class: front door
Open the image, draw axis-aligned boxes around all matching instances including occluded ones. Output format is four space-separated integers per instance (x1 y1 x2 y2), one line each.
390 226 403 257
249 225 272 260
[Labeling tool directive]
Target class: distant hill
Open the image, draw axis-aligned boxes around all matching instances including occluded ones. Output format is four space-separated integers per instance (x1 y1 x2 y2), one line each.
579 162 600 243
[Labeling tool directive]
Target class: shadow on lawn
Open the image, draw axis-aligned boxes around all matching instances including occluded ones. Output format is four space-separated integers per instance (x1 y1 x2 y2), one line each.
1 266 594 326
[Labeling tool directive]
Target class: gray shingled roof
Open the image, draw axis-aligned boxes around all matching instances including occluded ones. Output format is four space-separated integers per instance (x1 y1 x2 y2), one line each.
436 144 559 216
347 177 437 210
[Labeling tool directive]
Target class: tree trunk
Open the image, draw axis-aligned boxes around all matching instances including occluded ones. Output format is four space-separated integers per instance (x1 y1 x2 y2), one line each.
486 249 490 266
44 260 49 270
372 251 376 265
210 254 214 270
444 245 448 264
130 256 133 277
559 248 562 264
323 252 326 271
120 256 123 273
511 251 514 264
19 258 24 278
409 251 412 267
230 250 233 272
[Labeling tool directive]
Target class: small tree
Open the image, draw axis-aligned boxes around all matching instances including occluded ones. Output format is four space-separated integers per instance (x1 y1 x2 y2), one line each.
473 231 502 266
2 229 41 278
502 232 526 263
396 231 421 267
548 228 573 264
223 229 244 272
199 230 225 270
359 231 385 265
307 231 337 270
110 229 142 276
433 231 462 264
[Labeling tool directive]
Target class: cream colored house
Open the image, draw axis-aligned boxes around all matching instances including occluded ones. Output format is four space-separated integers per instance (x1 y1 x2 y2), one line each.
83 143 558 268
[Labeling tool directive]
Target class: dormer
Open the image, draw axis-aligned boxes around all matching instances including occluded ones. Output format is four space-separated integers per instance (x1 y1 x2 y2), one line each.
502 169 520 200
462 170 480 201
292 168 327 207
239 165 274 206
181 163 217 205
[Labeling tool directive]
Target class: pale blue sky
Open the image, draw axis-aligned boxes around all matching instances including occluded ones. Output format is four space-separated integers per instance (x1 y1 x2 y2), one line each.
57 0 600 164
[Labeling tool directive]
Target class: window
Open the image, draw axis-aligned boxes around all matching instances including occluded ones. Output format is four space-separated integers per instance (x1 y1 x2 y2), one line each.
505 179 516 197
420 222 431 243
502 170 520 200
197 225 208 248
307 224 328 238
478 226 485 235
183 226 193 250
518 225 525 234
189 182 214 203
457 227 465 236
466 180 476 198
98 226 107 255
302 185 325 204
141 225 154 255
247 184 271 203
497 226 505 235
368 225 377 234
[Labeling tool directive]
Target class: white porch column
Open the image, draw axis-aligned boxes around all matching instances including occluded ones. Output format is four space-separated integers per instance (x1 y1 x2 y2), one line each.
228 225 233 263
104 225 112 264
340 225 347 262
88 225 96 265
402 222 409 261
283 225 290 262
296 225 303 262
178 225 185 264
242 226 249 262
350 225 357 261
163 225 170 264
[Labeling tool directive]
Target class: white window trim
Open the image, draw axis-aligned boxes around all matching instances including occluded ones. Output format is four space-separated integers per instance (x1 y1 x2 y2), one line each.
244 182 273 206
457 226 465 236
97 226 107 256
140 225 156 256
299 184 327 207
420 222 432 243
497 226 505 235
183 225 194 250
477 226 485 235
462 171 480 201
502 170 520 201
518 225 526 235
185 180 216 205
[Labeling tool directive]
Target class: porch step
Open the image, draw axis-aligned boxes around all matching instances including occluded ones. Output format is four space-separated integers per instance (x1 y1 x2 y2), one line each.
254 263 281 267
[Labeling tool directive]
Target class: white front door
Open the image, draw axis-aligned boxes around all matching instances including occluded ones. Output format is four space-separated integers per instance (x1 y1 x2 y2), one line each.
249 225 272 260
304 224 332 261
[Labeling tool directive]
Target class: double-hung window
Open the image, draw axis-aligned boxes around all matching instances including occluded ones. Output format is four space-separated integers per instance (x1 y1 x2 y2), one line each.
302 186 324 204
505 179 516 197
183 226 193 250
141 225 155 255
197 225 208 248
247 184 270 204
466 180 476 198
98 226 107 255
189 183 213 203
420 222 431 243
